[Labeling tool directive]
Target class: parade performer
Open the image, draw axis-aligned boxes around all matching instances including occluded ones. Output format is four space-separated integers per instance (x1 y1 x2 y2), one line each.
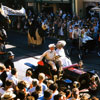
28 19 44 46
56 40 72 67
40 44 61 71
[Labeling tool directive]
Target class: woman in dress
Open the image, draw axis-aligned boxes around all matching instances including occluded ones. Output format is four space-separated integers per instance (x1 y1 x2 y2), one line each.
56 40 72 68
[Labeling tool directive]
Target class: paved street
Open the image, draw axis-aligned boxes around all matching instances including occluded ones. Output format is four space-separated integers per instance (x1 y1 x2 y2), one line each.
5 30 100 98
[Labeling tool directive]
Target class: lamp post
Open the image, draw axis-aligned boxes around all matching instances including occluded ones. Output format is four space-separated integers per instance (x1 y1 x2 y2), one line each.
72 0 75 15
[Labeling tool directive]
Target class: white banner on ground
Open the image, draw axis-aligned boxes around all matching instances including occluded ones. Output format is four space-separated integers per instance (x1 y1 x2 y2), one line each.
1 5 26 16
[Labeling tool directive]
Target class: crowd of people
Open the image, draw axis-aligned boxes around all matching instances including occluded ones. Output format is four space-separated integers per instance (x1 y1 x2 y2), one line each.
0 6 100 99
0 62 99 100
8 8 100 57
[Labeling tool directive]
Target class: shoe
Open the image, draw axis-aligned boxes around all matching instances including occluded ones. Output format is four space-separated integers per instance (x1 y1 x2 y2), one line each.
98 52 100 57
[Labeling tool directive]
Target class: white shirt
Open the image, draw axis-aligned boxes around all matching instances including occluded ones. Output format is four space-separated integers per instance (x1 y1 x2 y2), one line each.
56 48 66 57
72 28 81 39
40 50 57 61
6 74 18 85
23 76 33 88
56 48 72 67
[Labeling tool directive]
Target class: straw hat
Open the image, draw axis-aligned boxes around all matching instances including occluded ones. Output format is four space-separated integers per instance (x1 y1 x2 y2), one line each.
1 92 16 100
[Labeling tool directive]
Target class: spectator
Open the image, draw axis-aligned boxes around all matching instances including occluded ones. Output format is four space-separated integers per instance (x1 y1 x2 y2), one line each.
6 68 18 86
0 80 13 97
22 70 33 89
16 81 27 94
38 73 47 94
31 85 43 99
64 89 72 100
0 63 7 87
4 51 15 70
16 91 27 100
49 83 59 100
28 78 39 94
46 80 54 88
40 44 61 71
71 88 80 100
1 92 16 100
40 89 53 100
54 94 62 100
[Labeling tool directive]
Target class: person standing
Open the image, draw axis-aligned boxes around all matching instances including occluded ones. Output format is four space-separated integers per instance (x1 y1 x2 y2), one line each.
4 51 15 70
72 24 82 48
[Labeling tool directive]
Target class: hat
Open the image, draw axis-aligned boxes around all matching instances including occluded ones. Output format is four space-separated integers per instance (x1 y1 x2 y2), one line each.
58 40 66 47
8 51 14 56
1 92 16 100
48 44 55 48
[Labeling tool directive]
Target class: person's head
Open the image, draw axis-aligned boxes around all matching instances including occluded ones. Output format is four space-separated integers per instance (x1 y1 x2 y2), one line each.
11 68 17 76
35 85 42 94
17 91 27 100
54 94 62 100
74 24 79 29
44 89 53 100
17 81 26 91
84 26 88 31
56 40 66 49
56 43 63 49
27 96 35 100
32 79 39 87
48 44 55 51
38 73 45 82
47 80 54 88
78 60 83 68
49 83 58 93
8 51 14 60
26 70 32 77
5 80 13 88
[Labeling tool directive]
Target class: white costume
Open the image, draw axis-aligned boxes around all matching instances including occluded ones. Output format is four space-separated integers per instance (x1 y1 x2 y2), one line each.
56 40 72 67
56 48 72 67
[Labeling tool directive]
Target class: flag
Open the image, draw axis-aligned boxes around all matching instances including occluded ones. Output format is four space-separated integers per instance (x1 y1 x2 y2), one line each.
1 5 26 16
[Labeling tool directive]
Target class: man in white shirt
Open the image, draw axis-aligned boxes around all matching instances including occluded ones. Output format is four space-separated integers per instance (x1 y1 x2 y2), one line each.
40 44 58 71
72 24 82 48
22 70 33 88
6 68 18 86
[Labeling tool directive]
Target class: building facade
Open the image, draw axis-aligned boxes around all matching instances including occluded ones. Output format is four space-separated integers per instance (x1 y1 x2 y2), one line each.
26 0 72 13
26 0 100 17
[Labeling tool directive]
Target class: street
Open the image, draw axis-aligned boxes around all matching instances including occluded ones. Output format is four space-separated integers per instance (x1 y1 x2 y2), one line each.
5 30 100 98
